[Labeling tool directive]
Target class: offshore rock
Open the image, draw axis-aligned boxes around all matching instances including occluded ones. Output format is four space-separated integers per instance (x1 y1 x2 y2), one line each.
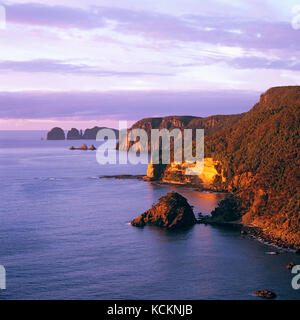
47 127 65 140
131 192 196 229
67 128 82 140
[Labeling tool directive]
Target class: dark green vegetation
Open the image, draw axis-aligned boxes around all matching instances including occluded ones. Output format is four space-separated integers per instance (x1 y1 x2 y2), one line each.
205 86 300 248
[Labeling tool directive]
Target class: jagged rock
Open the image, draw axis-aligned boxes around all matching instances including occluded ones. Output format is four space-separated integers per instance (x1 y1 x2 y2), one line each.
67 128 82 140
131 192 196 229
47 127 65 140
89 144 97 150
77 144 88 150
286 262 296 269
254 290 277 299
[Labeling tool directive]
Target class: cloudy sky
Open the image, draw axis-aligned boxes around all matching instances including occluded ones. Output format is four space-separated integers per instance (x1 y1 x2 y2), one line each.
0 0 299 129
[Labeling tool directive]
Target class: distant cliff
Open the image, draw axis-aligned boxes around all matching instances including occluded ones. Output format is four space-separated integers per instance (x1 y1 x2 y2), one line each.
118 114 243 152
47 126 119 140
143 86 300 248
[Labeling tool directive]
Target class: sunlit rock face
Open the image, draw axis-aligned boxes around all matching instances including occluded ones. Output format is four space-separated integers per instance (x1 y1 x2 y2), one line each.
131 192 197 229
146 158 226 190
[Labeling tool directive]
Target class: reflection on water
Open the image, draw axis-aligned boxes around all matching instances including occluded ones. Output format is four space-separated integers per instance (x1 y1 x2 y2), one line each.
0 131 300 300
145 182 227 214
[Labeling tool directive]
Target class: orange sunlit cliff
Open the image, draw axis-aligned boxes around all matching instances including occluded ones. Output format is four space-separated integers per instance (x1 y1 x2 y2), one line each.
124 86 300 248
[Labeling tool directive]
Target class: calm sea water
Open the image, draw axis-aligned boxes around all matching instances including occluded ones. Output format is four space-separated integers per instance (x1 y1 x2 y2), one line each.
0 130 299 300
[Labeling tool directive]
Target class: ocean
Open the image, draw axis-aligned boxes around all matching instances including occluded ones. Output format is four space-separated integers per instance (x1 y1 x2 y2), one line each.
0 130 299 300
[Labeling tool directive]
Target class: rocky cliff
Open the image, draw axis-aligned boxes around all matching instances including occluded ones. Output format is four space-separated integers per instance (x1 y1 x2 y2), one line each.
119 114 243 152
143 86 300 248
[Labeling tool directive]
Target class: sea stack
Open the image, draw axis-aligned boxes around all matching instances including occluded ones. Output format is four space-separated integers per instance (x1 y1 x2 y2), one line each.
131 192 196 229
47 127 65 140
67 128 82 140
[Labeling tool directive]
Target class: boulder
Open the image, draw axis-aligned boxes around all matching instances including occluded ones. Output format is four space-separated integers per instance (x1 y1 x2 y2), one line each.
47 127 65 140
254 290 277 299
131 192 196 229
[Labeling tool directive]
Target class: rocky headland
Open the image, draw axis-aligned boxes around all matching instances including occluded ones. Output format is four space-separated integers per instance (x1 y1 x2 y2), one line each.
126 86 300 249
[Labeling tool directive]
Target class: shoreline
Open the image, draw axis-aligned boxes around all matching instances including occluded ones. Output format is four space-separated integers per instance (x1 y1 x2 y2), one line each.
98 174 299 252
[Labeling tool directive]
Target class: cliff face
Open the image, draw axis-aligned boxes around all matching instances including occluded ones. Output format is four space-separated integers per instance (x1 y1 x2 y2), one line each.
143 86 300 248
119 114 243 152
146 158 226 190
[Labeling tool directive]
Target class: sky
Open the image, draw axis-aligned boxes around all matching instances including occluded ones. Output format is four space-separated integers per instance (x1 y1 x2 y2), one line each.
0 0 299 129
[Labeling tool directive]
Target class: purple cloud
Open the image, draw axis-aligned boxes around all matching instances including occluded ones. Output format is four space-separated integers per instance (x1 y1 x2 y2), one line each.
176 56 300 71
0 59 172 77
6 3 105 29
231 57 300 71
4 3 300 50
0 90 259 120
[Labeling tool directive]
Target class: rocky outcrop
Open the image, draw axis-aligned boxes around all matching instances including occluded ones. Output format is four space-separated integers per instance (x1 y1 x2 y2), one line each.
254 290 277 299
67 128 82 140
204 197 242 224
146 158 226 191
286 262 296 270
69 144 96 150
131 192 197 229
47 127 65 140
89 144 97 150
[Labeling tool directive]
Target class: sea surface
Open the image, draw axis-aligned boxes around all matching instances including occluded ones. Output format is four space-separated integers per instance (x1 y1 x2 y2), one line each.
0 130 299 300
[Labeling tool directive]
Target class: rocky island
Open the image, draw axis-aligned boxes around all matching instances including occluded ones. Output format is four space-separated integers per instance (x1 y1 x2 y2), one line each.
131 192 197 229
46 127 65 140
